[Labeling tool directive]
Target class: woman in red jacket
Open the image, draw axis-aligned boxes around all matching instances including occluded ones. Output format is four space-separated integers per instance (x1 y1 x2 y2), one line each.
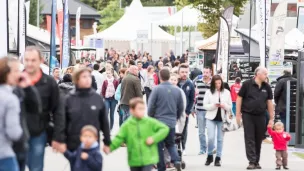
101 69 119 130
230 77 242 115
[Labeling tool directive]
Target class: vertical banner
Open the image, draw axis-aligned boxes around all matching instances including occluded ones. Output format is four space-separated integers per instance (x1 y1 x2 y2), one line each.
256 0 271 67
57 0 64 63
0 0 8 57
50 0 57 74
18 0 26 60
25 1 30 24
9 0 18 46
62 0 70 68
76 7 81 46
76 7 81 59
297 6 304 34
216 17 230 82
269 0 287 66
222 6 234 32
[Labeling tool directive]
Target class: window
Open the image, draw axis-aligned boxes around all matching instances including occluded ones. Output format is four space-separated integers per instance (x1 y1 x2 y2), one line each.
271 3 297 17
81 20 92 29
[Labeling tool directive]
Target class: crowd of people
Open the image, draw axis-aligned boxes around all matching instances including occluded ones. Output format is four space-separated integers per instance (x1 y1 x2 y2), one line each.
0 46 293 171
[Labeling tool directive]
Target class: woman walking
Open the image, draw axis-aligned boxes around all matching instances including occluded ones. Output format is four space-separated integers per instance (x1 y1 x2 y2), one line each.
144 66 156 103
203 75 232 167
64 68 111 152
0 57 23 171
102 69 119 130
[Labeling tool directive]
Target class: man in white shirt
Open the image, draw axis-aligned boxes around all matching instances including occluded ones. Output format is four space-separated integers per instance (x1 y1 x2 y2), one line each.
92 64 105 94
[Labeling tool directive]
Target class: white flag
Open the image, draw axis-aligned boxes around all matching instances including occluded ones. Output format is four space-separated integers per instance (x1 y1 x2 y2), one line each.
76 7 81 46
269 0 287 66
0 0 8 57
19 0 26 60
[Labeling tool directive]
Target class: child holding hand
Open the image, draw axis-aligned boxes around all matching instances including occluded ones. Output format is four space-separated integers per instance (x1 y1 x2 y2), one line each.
104 97 169 171
59 125 102 171
267 121 291 170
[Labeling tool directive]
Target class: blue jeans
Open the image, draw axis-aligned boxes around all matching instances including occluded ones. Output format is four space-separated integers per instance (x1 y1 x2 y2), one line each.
118 106 123 127
197 110 207 153
0 157 19 171
232 102 236 116
158 128 180 171
27 132 47 171
105 98 118 130
120 104 130 122
207 120 224 157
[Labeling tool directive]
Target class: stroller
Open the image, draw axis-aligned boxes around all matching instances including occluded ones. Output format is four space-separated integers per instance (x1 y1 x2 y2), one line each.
175 133 186 170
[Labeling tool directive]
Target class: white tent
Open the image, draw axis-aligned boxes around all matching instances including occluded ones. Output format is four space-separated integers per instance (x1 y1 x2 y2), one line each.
155 6 202 27
85 0 182 58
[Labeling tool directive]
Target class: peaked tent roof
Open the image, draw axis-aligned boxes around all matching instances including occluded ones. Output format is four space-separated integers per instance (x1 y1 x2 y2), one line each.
40 0 100 18
85 0 177 42
155 6 202 27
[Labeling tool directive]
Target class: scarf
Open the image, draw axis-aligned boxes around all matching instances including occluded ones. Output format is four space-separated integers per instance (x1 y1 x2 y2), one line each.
105 77 115 98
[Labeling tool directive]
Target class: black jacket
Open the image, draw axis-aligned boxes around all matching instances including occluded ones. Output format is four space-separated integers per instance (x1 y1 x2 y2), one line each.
31 73 65 143
13 86 42 153
65 88 111 151
274 74 297 114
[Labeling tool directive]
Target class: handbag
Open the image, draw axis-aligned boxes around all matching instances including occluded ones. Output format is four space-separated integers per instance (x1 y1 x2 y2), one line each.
222 109 241 132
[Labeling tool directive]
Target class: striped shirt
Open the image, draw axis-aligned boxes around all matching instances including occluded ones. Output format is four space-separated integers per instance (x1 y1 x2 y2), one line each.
194 78 211 111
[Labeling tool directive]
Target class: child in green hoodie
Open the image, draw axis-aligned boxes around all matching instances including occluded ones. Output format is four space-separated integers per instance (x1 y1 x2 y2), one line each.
104 97 169 171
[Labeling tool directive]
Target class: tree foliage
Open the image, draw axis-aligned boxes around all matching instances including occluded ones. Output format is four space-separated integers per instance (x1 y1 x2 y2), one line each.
177 0 247 38
98 0 124 31
80 0 110 11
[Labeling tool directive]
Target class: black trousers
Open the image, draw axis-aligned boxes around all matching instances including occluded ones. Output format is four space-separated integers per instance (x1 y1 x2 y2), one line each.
242 114 266 164
144 87 152 104
130 165 153 171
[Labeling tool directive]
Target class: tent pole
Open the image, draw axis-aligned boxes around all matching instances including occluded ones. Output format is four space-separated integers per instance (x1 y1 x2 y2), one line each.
181 11 184 55
151 23 152 56
175 26 177 55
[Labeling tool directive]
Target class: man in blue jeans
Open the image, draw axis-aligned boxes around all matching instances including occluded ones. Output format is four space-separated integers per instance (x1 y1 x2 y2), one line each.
148 68 184 171
24 46 65 171
193 67 212 155
178 64 195 155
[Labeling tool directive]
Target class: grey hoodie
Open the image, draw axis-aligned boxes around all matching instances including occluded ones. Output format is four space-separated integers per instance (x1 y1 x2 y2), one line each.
0 85 22 159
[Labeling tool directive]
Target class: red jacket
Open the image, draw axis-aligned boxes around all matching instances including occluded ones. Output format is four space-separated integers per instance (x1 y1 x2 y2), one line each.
101 79 119 98
153 73 159 85
230 83 241 102
267 127 291 150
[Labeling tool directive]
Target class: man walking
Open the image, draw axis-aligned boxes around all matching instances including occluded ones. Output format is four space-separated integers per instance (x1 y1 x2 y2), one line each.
23 46 65 171
274 70 296 126
178 64 195 155
236 67 274 169
194 66 212 155
120 65 143 121
148 68 184 171
52 67 61 84
92 64 105 94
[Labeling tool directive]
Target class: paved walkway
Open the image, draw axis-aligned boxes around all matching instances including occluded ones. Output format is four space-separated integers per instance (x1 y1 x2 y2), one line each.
41 116 304 171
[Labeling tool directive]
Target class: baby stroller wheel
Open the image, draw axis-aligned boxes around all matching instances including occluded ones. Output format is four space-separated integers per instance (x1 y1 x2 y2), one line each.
181 161 186 169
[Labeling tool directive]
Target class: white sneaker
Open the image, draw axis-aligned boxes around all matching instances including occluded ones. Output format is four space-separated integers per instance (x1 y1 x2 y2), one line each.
182 150 187 156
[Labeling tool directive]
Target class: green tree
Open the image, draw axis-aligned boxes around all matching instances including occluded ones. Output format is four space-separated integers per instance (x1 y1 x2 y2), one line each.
177 0 247 38
98 0 124 31
80 0 110 11
29 0 44 26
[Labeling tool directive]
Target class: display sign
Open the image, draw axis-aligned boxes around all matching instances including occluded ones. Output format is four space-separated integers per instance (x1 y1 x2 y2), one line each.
137 30 149 43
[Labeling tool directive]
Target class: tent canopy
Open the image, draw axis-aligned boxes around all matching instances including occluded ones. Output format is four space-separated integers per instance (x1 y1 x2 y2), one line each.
236 26 304 50
85 0 177 42
155 5 202 27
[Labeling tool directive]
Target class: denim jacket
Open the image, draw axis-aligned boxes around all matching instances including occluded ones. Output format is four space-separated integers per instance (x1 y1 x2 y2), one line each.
178 79 195 115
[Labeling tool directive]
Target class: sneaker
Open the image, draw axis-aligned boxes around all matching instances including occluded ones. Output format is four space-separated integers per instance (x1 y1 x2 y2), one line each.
205 155 214 166
283 166 289 170
255 163 262 169
198 151 206 155
214 157 221 167
247 164 256 170
182 150 187 156
276 165 281 170
174 162 182 171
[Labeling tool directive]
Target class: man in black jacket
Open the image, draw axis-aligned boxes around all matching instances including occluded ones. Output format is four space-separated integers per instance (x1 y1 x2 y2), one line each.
6 57 42 171
274 70 296 126
24 46 65 171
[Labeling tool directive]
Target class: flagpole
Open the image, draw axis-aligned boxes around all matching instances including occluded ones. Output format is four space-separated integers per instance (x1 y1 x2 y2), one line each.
265 0 267 67
249 0 252 68
37 0 40 27
17 0 20 56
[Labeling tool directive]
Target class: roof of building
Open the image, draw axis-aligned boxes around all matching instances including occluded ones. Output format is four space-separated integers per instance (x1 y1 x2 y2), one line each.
40 0 100 18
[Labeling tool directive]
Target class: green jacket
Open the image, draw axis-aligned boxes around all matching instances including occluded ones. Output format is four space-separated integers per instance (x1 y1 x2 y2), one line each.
110 116 169 167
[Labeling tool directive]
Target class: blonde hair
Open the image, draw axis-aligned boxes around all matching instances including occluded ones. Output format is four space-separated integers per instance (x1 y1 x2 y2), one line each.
274 122 284 129
81 125 98 137
72 68 91 84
